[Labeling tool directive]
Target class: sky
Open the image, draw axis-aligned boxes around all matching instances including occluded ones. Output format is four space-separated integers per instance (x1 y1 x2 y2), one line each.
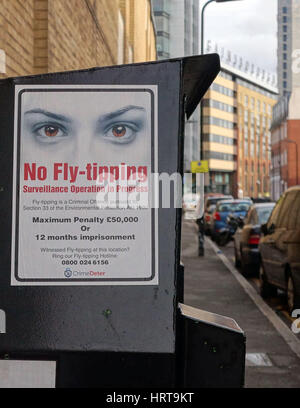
202 0 277 76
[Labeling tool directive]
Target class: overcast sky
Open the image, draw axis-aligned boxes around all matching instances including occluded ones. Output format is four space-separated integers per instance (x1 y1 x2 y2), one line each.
202 0 277 75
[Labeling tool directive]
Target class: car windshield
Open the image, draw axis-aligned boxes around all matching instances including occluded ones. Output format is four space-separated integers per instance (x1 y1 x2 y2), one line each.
218 202 251 213
257 205 275 224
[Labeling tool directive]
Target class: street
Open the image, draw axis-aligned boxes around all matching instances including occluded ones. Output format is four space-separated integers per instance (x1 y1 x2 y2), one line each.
181 216 300 388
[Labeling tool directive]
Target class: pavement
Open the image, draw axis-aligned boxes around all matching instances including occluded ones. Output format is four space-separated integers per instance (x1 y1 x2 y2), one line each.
181 218 300 388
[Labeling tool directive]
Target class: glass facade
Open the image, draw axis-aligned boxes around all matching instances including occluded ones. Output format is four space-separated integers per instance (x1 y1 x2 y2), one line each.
152 0 170 58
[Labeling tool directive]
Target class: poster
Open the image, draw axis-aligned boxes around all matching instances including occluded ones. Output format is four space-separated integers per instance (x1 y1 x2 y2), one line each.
11 85 158 285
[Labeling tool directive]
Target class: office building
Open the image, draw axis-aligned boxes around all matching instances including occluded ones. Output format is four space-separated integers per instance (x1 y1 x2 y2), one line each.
203 61 277 198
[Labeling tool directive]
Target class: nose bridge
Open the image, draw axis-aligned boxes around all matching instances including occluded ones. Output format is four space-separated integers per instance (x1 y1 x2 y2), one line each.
73 121 93 161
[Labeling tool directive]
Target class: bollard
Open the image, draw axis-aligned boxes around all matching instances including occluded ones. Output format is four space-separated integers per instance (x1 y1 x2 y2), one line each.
0 54 245 387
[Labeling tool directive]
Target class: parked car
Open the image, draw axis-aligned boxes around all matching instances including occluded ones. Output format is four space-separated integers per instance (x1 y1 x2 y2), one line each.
234 202 275 277
204 194 233 234
210 200 252 244
259 186 300 312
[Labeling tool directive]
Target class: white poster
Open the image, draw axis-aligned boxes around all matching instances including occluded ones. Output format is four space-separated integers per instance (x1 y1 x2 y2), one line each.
11 85 158 285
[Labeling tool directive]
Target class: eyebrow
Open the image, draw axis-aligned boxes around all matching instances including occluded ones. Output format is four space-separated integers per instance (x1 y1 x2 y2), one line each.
101 105 145 121
24 105 146 123
24 109 72 123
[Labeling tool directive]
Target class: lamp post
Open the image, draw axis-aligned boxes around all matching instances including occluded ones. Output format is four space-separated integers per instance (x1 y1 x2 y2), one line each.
200 0 243 162
201 0 243 55
197 0 242 257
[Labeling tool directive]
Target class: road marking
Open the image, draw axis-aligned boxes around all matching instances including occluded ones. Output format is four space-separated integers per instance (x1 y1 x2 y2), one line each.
207 237 300 360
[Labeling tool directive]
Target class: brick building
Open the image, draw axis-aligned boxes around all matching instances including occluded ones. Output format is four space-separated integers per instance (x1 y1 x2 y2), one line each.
0 0 156 79
271 91 300 200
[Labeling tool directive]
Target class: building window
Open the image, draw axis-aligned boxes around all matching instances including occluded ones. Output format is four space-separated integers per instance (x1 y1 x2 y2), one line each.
153 0 170 15
203 116 234 129
283 25 287 32
283 81 287 89
211 83 234 97
156 35 169 53
283 43 287 51
203 99 234 113
283 53 287 60
283 7 287 13
283 34 287 42
283 16 287 23
203 133 236 145
155 15 170 35
283 62 287 69
244 140 248 157
283 71 287 79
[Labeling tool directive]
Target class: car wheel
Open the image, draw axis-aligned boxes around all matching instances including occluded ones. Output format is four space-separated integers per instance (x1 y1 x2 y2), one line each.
287 274 300 313
234 244 241 268
259 263 277 299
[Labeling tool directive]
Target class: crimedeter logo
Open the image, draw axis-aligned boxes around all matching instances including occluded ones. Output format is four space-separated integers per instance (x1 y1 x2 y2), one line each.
64 268 72 278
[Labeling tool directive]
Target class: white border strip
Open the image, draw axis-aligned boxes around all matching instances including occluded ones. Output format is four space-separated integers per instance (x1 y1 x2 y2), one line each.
207 237 300 359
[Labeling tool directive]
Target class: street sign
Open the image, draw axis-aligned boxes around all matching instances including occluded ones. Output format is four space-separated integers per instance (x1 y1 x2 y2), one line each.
191 160 209 173
11 85 157 286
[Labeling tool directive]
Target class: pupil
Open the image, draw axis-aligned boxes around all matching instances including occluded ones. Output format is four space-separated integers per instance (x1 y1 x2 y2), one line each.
45 126 58 137
113 126 126 137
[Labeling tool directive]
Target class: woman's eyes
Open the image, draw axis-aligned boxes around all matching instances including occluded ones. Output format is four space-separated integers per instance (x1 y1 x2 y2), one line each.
31 121 141 144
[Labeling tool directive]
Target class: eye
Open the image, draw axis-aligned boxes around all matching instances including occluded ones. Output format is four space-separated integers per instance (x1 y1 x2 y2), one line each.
33 123 68 143
44 126 60 137
112 125 127 138
104 123 137 144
